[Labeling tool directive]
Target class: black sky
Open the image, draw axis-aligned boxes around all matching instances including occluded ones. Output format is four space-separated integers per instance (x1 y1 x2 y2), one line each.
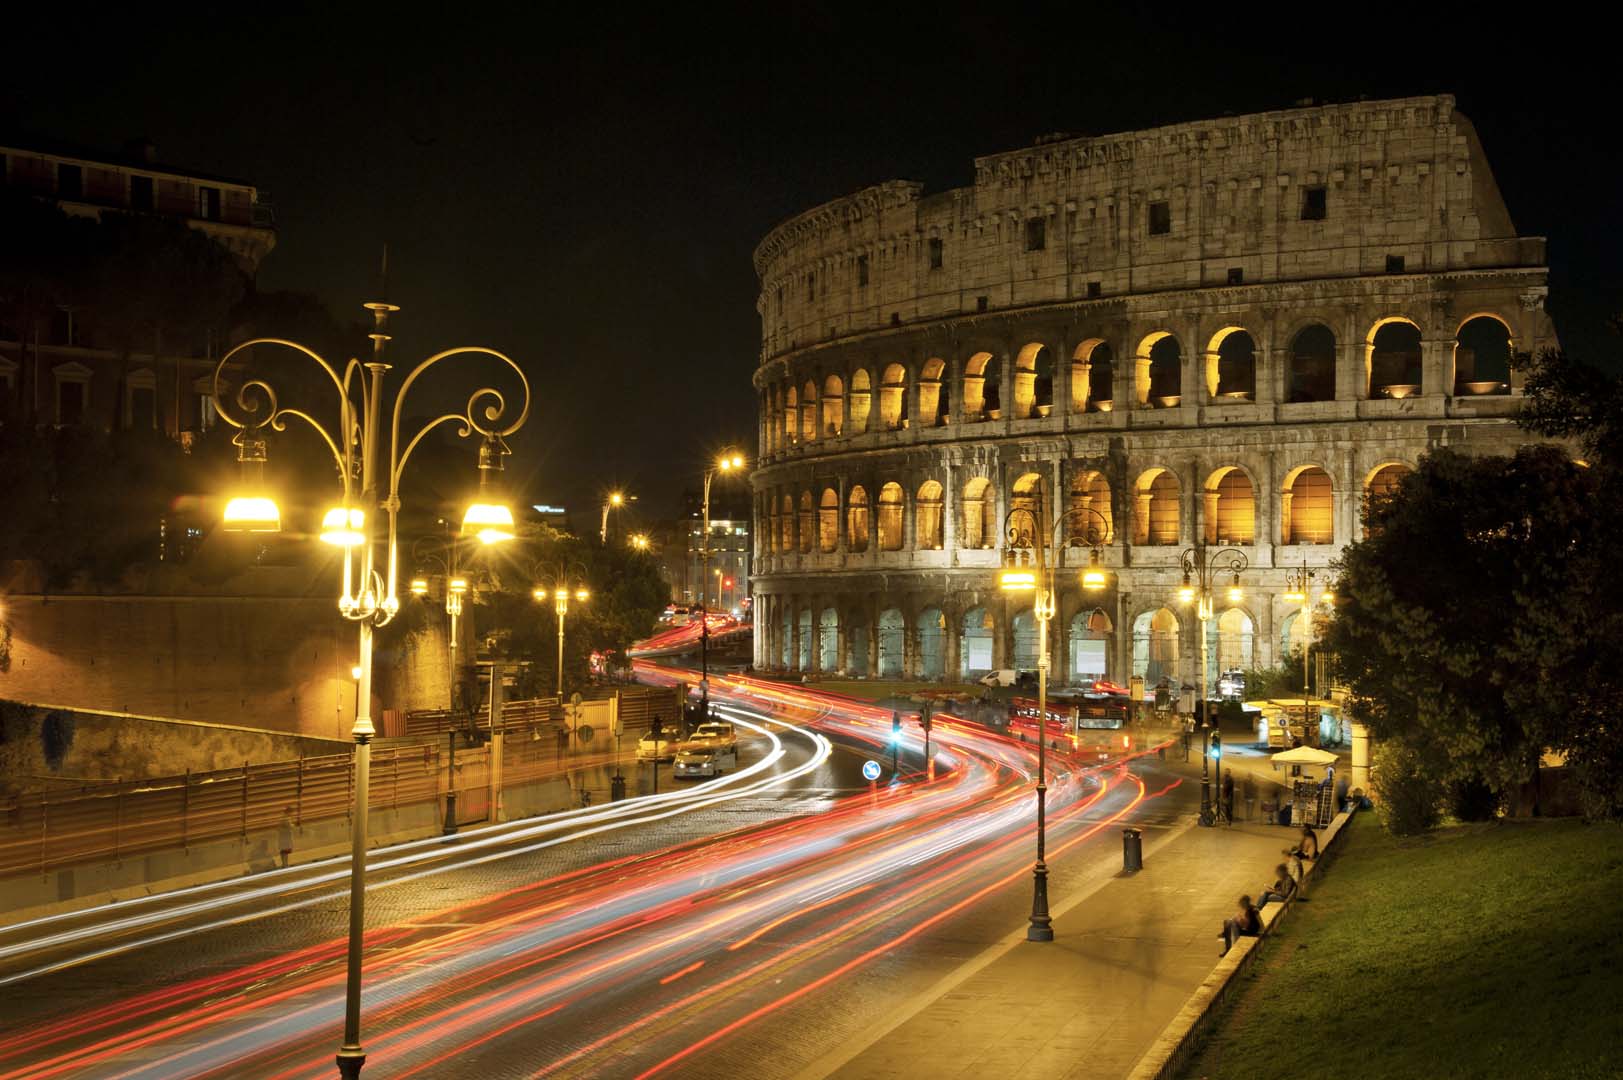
4 9 1618 518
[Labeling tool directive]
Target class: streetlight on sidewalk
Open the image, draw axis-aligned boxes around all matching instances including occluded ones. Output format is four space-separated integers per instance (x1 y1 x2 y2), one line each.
997 473 1111 943
1282 561 1335 746
1177 544 1247 827
532 565 590 700
698 451 746 724
600 491 635 544
408 532 483 708
213 297 529 1080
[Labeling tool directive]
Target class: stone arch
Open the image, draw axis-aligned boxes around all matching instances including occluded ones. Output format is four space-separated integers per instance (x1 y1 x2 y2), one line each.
849 368 872 433
847 484 871 552
800 380 819 442
1011 608 1039 670
961 476 994 549
1069 607 1114 684
962 351 999 421
821 374 845 436
1454 314 1513 395
1204 326 1256 401
877 608 905 677
784 384 800 445
797 491 815 553
1134 331 1182 407
916 479 944 550
1134 467 1180 546
1282 465 1334 545
797 607 813 670
918 357 948 427
818 488 839 552
1288 324 1337 403
1279 609 1310 660
1010 470 1044 542
1365 317 1423 398
1132 607 1180 684
917 606 946 679
960 607 995 678
1204 465 1256 546
780 492 795 552
1362 461 1413 537
1014 342 1054 418
877 482 905 551
1213 607 1255 681
1067 468 1113 546
1071 338 1112 413
879 363 908 430
818 606 840 671
845 606 871 676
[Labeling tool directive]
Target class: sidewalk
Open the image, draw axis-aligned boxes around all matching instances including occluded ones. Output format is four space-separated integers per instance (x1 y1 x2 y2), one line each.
801 815 1291 1080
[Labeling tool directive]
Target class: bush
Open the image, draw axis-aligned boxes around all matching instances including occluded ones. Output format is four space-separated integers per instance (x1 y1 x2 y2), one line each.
1448 773 1502 821
1374 741 1441 835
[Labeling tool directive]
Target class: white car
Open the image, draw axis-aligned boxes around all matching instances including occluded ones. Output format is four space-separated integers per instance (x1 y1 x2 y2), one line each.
672 742 737 779
689 721 738 751
637 731 676 763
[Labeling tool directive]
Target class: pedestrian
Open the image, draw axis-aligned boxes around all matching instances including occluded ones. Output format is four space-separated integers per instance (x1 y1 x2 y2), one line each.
1221 772 1235 824
1242 772 1258 822
277 806 295 868
1218 895 1262 956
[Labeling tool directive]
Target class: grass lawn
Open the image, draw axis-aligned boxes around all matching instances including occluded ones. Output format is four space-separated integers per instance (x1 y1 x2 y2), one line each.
1182 813 1623 1080
796 679 983 702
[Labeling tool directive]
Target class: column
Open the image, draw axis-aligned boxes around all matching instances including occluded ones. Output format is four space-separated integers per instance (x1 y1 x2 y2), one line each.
1338 308 1365 400
808 607 822 674
1420 335 1453 398
944 606 962 681
836 617 849 676
992 602 1009 669
903 613 918 678
942 462 958 559
789 601 802 673
866 597 880 676
1350 723 1371 795
1054 600 1070 686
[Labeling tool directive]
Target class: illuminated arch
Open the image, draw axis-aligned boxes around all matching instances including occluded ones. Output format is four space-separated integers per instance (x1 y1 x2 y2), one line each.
1282 464 1334 545
818 487 839 552
916 480 944 550
1134 331 1182 407
1453 314 1514 395
1071 338 1111 413
1204 465 1256 545
961 476 994 549
1364 316 1423 399
879 363 908 430
848 368 872 433
877 482 905 551
846 484 870 552
918 357 947 428
1014 342 1054 418
800 380 818 442
821 374 844 436
1067 468 1113 545
1203 326 1256 401
1133 467 1180 546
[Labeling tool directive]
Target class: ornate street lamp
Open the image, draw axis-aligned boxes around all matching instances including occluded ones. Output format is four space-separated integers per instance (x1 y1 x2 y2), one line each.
1282 560 1336 747
996 473 1111 943
698 452 746 723
1177 543 1247 827
212 298 529 1079
531 563 590 701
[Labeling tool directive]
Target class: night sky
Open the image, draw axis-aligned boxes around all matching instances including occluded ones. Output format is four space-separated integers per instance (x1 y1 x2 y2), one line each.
4 10 1617 518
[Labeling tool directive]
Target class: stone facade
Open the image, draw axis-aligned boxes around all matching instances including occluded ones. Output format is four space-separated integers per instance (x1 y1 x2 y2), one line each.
748 95 1557 689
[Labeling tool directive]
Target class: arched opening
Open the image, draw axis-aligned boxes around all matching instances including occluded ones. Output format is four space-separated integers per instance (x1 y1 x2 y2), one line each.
1213 608 1254 683
779 605 793 668
1087 343 1115 411
1014 342 1054 418
1207 327 1256 401
819 607 839 672
780 493 794 552
918 358 948 427
1454 315 1513 395
1284 466 1334 545
877 482 904 551
1067 469 1113 546
960 607 994 678
1368 319 1423 398
879 363 908 430
766 496 779 554
818 488 839 552
962 351 1000 421
1011 471 1044 541
1289 324 1337 403
1280 610 1310 662
797 491 814 553
784 385 799 445
849 369 872 433
962 476 994 549
1071 339 1109 413
1132 608 1180 684
916 480 944 550
846 485 870 552
1012 609 1040 671
917 607 946 679
797 608 812 670
1136 332 1182 407
1135 468 1180 546
1069 608 1113 684
878 608 905 677
1363 462 1412 537
800 380 818 442
846 611 870 676
821 374 844 436
1205 466 1255 546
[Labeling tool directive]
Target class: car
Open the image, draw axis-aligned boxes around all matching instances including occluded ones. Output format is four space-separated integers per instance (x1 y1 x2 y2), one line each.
689 720 738 751
636 731 676 762
672 742 737 779
978 669 1037 689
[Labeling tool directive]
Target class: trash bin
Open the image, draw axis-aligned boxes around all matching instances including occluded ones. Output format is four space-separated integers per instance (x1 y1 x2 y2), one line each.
610 774 627 802
1122 827 1143 872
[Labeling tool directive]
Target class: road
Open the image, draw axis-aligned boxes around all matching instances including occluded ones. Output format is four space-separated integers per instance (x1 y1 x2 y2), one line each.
0 673 1196 1079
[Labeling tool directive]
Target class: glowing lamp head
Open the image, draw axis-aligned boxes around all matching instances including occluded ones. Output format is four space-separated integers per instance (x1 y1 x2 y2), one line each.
222 495 282 533
574 588 590 602
1284 586 1307 603
1228 584 1244 604
609 492 624 507
1321 590 1336 604
1178 574 1196 605
1081 549 1107 592
630 533 650 551
350 664 363 680
409 578 429 597
449 577 468 596
999 566 1037 593
532 586 547 602
462 501 516 545
319 506 365 546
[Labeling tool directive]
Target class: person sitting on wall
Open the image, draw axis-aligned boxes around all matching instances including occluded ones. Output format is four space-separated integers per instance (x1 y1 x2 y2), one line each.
1291 824 1320 861
1218 895 1262 956
1260 863 1297 906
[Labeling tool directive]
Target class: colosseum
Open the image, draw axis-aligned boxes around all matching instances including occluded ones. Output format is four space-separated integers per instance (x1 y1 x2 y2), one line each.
748 94 1555 692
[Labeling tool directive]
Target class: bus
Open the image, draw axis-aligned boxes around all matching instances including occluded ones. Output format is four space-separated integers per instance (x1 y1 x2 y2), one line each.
1006 688 1135 761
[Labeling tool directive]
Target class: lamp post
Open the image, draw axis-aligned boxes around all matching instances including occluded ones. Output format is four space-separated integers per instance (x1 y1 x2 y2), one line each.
699 451 746 723
997 474 1111 943
629 532 650 552
600 491 629 544
408 534 478 709
1177 544 1248 827
532 567 589 701
213 299 528 1080
1282 561 1335 746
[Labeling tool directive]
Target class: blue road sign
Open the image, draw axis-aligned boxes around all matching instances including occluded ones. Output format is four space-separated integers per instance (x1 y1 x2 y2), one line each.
862 760 882 782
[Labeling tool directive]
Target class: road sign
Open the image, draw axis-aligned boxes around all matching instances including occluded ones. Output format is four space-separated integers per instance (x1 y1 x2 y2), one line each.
862 760 882 782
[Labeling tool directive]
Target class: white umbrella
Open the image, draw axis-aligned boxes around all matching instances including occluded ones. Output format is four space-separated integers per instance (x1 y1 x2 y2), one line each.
1271 746 1339 766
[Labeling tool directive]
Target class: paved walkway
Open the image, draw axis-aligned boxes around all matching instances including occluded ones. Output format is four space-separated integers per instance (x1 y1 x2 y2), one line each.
800 811 1292 1080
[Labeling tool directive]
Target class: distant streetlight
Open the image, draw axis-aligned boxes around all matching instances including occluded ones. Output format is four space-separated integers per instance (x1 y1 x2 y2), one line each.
533 567 590 700
699 452 747 721
629 532 651 552
1282 560 1335 746
600 490 637 544
213 296 528 1080
1177 543 1247 826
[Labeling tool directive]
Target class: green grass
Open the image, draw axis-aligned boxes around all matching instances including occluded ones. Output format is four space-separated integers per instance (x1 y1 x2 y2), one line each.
1183 814 1623 1080
792 679 984 702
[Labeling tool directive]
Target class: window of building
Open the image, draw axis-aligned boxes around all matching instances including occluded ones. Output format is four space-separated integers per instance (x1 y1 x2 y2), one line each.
1227 267 1244 286
127 369 157 429
57 163 83 199
50 308 75 346
54 363 91 425
976 296 988 314
857 254 869 287
1087 281 1102 299
1385 254 1405 274
928 237 943 269
130 174 154 212
1301 186 1327 221
1025 217 1046 252
197 185 221 220
1148 201 1171 236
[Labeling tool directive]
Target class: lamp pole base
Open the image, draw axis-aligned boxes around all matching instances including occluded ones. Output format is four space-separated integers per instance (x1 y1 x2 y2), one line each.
1026 860 1054 942
336 1047 366 1079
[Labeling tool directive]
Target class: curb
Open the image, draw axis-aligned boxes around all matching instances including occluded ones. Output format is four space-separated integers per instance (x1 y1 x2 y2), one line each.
1125 803 1361 1080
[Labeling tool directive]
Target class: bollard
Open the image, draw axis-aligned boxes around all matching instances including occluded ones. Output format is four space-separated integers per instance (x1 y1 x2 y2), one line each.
610 774 627 802
1122 827 1143 873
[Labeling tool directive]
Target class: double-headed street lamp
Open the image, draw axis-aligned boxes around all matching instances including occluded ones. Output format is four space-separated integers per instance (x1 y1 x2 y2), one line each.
408 533 480 707
532 565 590 700
996 472 1111 943
1177 543 1247 827
698 452 746 723
600 490 635 544
214 299 528 1080
1282 561 1335 745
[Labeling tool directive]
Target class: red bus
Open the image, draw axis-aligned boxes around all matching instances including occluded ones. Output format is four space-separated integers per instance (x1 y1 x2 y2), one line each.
1006 691 1135 761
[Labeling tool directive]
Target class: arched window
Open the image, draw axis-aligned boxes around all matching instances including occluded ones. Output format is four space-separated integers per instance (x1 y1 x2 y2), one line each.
961 476 993 549
918 358 947 427
879 363 908 430
1363 463 1412 537
798 491 814 553
800 380 818 443
917 607 946 679
1014 343 1053 418
1455 316 1512 395
818 488 839 552
1285 466 1334 544
767 496 779 553
916 480 944 550
1207 328 1256 401
780 493 794 552
961 607 994 677
1206 467 1255 546
962 351 996 421
1010 472 1044 541
847 485 870 552
1012 609 1039 670
818 607 840 671
1369 320 1423 398
877 608 905 677
849 369 872 433
1072 340 1112 413
1135 469 1180 546
1069 608 1113 684
1136 333 1182 407
877 482 904 551
1215 608 1255 677
821 375 844 436
1133 608 1180 683
1289 325 1337 403
784 385 799 445
1067 469 1112 545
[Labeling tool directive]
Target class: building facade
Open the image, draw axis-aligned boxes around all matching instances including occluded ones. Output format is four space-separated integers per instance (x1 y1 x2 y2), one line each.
748 95 1555 689
681 489 752 615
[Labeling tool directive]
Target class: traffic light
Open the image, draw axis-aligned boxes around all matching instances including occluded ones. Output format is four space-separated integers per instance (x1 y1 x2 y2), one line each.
891 711 902 743
651 715 664 741
1209 730 1222 760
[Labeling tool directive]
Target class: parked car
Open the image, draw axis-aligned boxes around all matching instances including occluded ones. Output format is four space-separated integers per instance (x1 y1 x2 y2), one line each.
673 741 737 779
637 731 676 762
978 669 1037 689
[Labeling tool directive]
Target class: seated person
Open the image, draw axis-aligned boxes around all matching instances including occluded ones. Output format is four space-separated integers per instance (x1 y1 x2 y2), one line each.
1290 824 1320 860
1218 895 1262 956
1260 863 1296 906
